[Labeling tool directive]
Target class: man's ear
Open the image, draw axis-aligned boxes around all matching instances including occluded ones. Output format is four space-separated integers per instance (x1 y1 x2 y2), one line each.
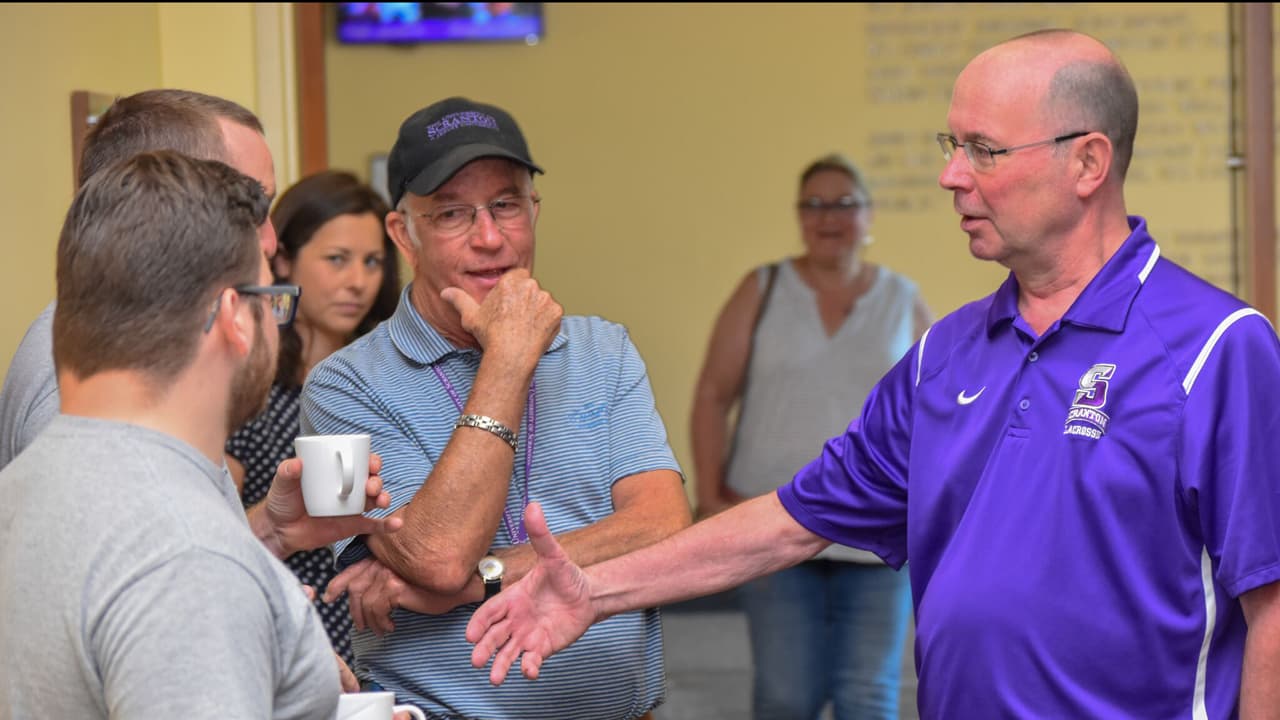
1074 132 1113 198
386 211 419 268
211 289 255 358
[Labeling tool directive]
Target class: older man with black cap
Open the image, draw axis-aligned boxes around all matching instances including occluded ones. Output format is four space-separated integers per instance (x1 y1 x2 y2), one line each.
302 97 691 720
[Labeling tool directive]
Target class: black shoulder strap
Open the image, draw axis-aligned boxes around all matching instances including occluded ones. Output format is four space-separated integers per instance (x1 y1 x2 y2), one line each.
728 262 780 463
749 262 780 339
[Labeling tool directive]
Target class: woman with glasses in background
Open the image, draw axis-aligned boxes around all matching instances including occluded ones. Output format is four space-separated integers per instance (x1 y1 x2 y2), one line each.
226 170 401 665
690 153 931 719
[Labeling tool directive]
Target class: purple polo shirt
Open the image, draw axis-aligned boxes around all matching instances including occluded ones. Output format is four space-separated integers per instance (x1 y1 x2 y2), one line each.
779 217 1280 718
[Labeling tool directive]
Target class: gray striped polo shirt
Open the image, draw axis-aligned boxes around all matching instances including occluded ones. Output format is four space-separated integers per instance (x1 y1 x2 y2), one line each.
302 286 679 719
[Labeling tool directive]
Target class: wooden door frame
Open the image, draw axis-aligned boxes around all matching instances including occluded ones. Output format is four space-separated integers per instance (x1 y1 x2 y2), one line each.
1239 2 1275 321
294 3 328 175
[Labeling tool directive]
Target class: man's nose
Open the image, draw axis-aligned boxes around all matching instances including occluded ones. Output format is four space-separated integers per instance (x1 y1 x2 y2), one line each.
938 151 971 192
467 207 506 249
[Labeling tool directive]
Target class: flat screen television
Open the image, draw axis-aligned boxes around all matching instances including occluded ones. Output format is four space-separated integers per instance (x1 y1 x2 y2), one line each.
336 3 544 45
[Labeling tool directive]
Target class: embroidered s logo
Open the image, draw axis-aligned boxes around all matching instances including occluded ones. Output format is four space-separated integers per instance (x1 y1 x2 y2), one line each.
1064 363 1115 440
1072 365 1114 408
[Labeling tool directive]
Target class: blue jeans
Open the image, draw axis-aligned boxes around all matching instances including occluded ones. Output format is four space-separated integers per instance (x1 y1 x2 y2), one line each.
737 560 911 720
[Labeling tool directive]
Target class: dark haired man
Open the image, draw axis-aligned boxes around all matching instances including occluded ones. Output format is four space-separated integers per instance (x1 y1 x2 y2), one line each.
305 97 691 719
0 90 276 468
467 30 1280 718
0 152 340 717
0 89 397 561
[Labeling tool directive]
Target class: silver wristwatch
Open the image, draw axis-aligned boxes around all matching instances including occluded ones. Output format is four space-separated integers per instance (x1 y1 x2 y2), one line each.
478 554 505 600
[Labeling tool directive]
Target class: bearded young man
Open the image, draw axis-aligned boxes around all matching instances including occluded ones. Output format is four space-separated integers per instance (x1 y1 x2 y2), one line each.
0 152 363 718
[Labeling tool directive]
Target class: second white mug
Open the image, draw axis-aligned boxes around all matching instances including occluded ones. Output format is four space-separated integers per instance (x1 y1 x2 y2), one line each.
336 691 425 720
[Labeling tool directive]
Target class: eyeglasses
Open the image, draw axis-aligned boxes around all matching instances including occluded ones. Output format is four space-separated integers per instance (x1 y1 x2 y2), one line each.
203 284 301 333
407 195 539 237
936 131 1090 171
797 196 869 215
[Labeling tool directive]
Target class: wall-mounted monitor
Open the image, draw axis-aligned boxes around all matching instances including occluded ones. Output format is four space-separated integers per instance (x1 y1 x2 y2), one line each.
336 3 544 45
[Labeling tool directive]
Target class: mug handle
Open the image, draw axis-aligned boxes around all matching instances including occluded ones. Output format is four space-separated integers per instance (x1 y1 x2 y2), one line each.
335 450 355 499
393 704 426 720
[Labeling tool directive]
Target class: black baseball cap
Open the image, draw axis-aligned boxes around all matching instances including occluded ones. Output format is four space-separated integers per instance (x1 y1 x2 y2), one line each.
387 97 544 207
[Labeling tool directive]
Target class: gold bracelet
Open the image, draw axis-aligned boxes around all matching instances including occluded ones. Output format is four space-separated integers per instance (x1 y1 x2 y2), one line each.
455 414 518 451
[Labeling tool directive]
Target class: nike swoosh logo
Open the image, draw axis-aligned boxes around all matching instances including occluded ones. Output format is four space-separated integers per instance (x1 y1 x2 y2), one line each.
957 387 985 405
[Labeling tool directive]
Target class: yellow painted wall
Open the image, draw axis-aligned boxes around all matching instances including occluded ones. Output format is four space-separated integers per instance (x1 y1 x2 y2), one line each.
327 3 1232 495
0 2 265 378
0 3 161 377
157 3 258 112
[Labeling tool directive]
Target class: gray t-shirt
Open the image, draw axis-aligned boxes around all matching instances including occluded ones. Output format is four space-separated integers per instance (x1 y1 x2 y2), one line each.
0 415 340 719
0 301 59 469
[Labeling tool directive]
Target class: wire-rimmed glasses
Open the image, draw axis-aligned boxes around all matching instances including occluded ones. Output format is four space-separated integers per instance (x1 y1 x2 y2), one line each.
407 195 540 236
936 131 1090 170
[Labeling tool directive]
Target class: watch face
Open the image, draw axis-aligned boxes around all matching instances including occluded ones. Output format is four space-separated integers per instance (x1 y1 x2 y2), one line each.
478 555 504 581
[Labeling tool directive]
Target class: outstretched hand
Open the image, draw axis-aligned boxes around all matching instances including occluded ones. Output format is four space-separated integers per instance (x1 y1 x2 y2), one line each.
465 502 596 684
253 453 403 559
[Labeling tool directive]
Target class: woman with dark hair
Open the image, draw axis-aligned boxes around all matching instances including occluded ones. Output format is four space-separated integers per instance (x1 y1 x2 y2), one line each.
226 170 401 664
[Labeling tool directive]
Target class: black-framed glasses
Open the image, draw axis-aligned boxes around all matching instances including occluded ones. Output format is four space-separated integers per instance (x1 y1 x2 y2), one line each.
408 195 539 237
936 131 1090 171
797 196 869 215
203 284 301 333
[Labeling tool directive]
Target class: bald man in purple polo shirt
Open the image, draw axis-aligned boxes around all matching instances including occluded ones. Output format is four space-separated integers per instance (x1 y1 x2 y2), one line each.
465 29 1280 718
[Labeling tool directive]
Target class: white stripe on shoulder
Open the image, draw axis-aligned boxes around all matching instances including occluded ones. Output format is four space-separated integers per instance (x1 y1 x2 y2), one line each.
1191 546 1216 720
915 326 932 387
1182 308 1265 394
1137 243 1161 283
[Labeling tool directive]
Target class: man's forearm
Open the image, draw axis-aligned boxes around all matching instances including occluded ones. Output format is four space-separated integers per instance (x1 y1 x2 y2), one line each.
1240 580 1280 719
496 469 691 585
368 351 536 591
1241 634 1280 717
586 492 825 620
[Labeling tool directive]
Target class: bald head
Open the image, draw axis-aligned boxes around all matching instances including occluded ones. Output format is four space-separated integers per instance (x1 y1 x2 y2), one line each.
957 30 1138 179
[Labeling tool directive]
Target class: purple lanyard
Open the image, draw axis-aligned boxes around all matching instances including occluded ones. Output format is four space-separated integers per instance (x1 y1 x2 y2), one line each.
431 364 536 544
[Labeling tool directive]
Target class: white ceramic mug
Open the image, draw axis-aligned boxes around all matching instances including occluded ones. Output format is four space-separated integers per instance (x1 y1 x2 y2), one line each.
336 691 425 720
293 434 370 516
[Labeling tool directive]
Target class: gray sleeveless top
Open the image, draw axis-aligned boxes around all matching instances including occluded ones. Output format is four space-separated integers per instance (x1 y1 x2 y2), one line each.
726 258 921 563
